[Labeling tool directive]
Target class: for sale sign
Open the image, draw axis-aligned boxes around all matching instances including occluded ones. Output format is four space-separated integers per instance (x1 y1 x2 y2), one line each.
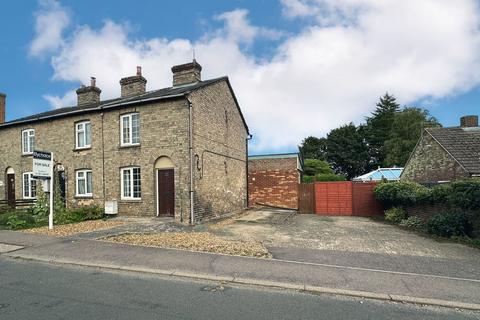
33 150 52 179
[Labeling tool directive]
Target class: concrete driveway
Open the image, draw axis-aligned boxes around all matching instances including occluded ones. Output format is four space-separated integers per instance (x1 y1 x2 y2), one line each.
207 208 480 259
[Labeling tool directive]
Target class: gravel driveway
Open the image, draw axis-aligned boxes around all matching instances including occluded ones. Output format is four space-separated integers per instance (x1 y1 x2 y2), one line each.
208 208 480 259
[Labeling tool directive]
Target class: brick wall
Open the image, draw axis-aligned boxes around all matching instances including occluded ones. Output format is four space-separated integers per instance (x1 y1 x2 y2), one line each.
0 98 191 221
189 80 248 221
401 132 469 183
248 157 300 209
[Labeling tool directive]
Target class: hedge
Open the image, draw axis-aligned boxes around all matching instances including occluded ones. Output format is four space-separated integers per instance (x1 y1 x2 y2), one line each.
374 179 480 209
373 181 430 207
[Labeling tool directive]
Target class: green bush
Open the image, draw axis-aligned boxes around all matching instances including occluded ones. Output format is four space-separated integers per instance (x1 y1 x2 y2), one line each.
315 173 346 182
6 215 28 230
428 183 451 204
426 211 470 237
54 206 104 225
447 179 480 210
399 216 425 229
302 175 315 183
374 181 430 207
384 207 406 223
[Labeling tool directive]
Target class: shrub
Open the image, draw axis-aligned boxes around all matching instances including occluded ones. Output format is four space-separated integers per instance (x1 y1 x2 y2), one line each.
428 183 451 204
6 215 28 230
302 175 315 183
315 173 346 182
374 181 430 207
384 207 406 223
426 211 470 237
447 179 480 210
399 216 425 229
54 206 104 225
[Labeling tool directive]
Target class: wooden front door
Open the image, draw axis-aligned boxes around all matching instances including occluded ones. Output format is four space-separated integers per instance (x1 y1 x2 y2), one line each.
6 174 15 208
157 169 174 216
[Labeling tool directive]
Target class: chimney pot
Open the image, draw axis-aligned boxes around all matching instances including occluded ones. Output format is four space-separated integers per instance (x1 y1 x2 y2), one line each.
119 67 147 97
0 92 6 124
171 60 202 86
90 77 96 87
460 115 478 128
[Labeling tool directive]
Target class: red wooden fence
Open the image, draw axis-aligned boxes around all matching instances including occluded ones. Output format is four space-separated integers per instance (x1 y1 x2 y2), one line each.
298 181 383 216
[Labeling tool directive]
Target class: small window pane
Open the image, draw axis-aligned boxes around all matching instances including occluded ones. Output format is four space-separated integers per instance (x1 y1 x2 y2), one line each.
78 131 85 148
86 171 92 194
123 169 131 197
85 123 91 146
122 116 130 144
133 168 141 198
132 114 140 144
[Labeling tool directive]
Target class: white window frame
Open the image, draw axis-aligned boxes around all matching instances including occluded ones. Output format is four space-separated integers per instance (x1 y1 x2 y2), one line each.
22 172 36 199
75 121 91 149
76 170 93 197
120 167 141 200
22 129 35 155
120 113 140 146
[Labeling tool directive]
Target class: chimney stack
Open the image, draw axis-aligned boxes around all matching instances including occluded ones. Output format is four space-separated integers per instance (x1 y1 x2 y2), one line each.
0 93 5 124
171 60 202 86
120 66 147 97
460 115 478 128
76 77 101 106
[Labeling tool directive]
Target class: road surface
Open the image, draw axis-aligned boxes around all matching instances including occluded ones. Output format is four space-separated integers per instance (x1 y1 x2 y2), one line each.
0 257 478 320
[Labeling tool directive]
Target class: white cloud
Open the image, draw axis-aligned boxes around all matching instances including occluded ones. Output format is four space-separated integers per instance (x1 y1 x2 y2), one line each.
43 90 76 109
38 2 480 152
29 0 70 57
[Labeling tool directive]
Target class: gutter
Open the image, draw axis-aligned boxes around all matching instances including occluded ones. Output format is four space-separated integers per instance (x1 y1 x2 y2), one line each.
246 134 253 207
187 97 195 225
0 93 186 129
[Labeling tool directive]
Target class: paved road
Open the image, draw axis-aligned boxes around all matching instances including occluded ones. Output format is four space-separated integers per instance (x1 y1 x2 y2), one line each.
0 257 478 320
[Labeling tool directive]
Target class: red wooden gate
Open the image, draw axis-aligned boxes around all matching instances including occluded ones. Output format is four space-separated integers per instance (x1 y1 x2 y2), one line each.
297 181 383 216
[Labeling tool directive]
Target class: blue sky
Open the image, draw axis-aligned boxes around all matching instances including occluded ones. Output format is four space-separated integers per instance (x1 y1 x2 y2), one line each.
1 0 480 154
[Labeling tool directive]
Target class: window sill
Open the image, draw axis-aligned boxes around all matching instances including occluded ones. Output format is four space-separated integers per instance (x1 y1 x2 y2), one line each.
74 195 93 199
74 147 92 152
119 144 140 149
119 198 142 202
21 153 33 157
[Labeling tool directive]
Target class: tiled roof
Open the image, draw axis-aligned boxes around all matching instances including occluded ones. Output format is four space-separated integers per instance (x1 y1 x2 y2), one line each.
1 77 246 129
426 127 480 174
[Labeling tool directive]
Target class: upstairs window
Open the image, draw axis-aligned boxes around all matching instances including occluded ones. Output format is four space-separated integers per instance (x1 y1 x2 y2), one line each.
22 129 35 154
23 172 36 199
120 113 140 146
121 167 141 200
76 121 91 149
76 170 93 197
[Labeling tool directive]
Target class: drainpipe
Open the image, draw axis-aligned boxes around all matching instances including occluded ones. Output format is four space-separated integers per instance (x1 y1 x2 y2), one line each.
187 97 194 225
246 134 253 207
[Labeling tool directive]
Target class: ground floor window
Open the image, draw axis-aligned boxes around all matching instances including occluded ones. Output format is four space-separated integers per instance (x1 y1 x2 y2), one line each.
76 170 93 196
121 167 141 200
22 172 36 199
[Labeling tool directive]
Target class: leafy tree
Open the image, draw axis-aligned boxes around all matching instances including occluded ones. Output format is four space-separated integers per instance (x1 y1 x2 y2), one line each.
364 93 400 167
303 159 334 176
326 123 370 179
299 136 327 160
384 108 440 166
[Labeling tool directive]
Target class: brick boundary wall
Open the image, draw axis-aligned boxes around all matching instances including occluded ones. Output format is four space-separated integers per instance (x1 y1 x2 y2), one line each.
248 157 300 210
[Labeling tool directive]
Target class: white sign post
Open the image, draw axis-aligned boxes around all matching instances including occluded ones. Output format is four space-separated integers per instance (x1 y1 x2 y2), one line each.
33 151 54 229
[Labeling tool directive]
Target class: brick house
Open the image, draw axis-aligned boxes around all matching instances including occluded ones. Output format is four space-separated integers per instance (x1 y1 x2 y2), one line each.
0 60 250 223
401 115 480 183
248 153 303 209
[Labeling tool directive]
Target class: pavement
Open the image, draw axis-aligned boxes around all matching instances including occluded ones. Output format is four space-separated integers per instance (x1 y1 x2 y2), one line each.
2 257 477 320
1 229 480 311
